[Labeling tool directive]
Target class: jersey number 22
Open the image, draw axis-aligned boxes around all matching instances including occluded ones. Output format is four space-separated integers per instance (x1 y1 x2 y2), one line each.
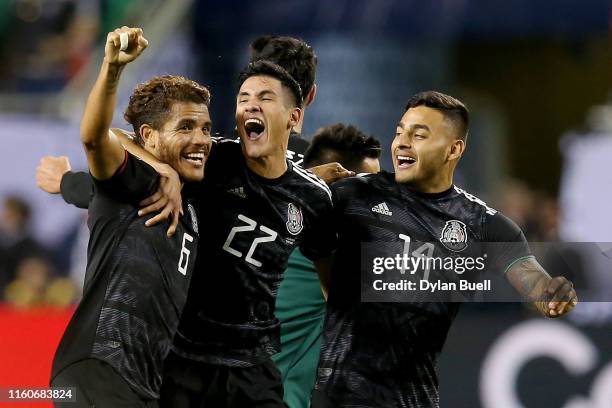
223 214 278 267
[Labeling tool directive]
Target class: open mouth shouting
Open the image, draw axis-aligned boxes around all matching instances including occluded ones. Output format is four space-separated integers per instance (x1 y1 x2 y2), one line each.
396 154 417 169
244 118 266 141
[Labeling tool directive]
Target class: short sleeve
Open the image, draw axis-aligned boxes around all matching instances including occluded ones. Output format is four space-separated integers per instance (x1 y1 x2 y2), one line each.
60 171 94 209
92 151 159 203
299 186 339 261
484 212 533 274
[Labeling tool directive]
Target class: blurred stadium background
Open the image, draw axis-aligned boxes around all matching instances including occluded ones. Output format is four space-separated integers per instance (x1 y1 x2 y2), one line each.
0 1 611 407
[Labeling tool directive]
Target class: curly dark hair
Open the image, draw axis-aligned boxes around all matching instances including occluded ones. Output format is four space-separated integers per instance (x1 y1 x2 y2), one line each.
249 35 317 106
405 91 469 142
238 60 303 107
304 123 381 171
124 75 211 145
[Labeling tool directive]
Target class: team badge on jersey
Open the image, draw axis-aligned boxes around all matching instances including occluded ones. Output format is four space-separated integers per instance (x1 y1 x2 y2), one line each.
286 203 303 235
439 220 468 252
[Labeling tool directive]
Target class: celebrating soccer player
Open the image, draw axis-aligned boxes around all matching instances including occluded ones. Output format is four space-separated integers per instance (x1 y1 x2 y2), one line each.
49 27 211 407
311 91 578 408
109 60 335 407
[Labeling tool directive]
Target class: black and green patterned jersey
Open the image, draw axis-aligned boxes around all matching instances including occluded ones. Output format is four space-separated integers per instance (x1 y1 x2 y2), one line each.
173 137 335 367
51 152 199 400
314 171 531 408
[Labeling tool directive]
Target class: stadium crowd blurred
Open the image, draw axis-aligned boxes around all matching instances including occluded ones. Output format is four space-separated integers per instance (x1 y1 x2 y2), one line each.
0 195 79 307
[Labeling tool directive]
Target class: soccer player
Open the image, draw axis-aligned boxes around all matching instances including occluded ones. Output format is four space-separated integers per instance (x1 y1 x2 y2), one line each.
249 35 315 166
311 91 578 408
36 35 344 406
49 27 211 407
114 60 336 407
247 35 354 408
273 123 381 408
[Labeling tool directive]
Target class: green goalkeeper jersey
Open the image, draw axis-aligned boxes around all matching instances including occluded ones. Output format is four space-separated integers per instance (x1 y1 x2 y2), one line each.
273 248 326 408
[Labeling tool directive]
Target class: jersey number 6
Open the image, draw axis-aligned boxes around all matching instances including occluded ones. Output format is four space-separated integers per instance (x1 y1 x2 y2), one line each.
223 214 278 267
178 232 194 275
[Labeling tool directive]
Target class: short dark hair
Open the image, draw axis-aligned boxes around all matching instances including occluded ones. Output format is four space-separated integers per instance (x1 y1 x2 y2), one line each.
124 75 211 146
303 123 381 171
405 91 469 141
249 35 317 106
238 60 303 107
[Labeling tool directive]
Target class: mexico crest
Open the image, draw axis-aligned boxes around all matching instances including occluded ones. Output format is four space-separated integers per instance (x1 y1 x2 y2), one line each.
439 220 468 252
286 203 303 235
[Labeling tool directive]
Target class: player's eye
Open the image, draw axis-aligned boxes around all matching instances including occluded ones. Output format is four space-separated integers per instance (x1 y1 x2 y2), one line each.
414 134 427 139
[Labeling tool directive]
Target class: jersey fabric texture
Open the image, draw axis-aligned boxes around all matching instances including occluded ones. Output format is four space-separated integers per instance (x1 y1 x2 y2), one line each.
51 153 199 400
51 358 159 408
314 172 531 408
60 170 94 209
160 350 285 408
274 134 326 408
172 138 335 368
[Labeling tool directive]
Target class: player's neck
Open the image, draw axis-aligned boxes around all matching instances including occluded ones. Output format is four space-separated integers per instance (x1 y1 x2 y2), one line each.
246 153 288 179
408 173 453 194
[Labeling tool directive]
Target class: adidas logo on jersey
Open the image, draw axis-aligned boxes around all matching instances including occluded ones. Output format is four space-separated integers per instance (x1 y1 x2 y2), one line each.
227 186 246 198
372 202 392 216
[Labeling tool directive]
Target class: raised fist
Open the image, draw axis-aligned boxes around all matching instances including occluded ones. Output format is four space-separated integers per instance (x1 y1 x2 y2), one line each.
104 26 148 66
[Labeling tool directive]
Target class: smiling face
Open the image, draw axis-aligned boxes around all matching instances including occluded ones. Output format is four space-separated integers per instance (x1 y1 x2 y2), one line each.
143 101 212 182
236 75 300 163
392 105 464 191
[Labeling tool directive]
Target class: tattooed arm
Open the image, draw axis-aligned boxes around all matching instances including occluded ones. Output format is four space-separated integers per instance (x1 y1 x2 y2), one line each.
486 212 578 318
505 256 578 318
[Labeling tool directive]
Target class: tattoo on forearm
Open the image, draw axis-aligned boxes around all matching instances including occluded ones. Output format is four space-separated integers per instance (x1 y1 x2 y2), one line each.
506 258 551 303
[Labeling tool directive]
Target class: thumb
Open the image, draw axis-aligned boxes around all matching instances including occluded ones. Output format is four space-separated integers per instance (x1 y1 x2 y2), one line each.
138 36 149 49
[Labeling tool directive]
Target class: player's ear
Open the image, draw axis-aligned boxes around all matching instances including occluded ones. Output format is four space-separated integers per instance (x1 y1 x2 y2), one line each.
447 138 465 162
288 106 302 129
304 84 317 107
140 124 157 149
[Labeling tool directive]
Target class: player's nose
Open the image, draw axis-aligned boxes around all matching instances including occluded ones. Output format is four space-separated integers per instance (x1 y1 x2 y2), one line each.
243 102 261 113
192 128 211 145
395 131 412 148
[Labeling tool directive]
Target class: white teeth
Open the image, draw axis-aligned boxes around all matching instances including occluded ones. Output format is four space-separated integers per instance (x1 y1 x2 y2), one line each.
245 118 264 126
185 152 205 161
398 155 415 162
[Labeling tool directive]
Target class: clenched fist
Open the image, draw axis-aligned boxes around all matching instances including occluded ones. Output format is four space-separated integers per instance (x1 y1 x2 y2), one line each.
36 156 71 194
539 276 578 318
104 26 148 66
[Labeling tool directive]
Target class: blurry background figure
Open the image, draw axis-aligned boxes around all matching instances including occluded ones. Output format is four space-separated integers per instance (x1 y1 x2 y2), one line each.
0 196 46 295
0 195 77 307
